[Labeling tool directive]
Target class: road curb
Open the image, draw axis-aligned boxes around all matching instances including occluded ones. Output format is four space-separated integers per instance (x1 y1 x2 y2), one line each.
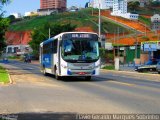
6 69 13 84
8 72 13 84
100 69 160 77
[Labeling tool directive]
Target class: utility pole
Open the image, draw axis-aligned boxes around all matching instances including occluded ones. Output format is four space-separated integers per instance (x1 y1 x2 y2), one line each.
135 30 138 59
91 0 93 16
49 28 51 39
145 24 147 36
117 27 120 57
20 33 23 53
98 0 101 38
114 30 116 44
114 30 116 58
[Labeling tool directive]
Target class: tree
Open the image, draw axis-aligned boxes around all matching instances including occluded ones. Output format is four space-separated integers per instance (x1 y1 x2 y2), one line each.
0 17 9 52
29 23 76 58
128 1 140 11
151 1 160 7
0 0 10 4
8 15 15 23
0 0 10 54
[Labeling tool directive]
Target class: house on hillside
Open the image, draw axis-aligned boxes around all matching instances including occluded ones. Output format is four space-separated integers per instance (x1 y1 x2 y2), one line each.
139 0 150 7
139 0 145 7
25 11 39 17
92 0 114 9
151 14 160 30
67 6 79 12
37 0 66 15
5 31 32 56
10 13 22 18
111 0 139 20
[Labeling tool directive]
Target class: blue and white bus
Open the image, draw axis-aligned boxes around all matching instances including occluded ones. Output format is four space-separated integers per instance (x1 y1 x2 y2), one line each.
40 32 100 80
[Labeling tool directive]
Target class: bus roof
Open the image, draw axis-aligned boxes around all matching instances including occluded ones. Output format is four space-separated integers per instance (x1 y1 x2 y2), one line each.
40 32 98 46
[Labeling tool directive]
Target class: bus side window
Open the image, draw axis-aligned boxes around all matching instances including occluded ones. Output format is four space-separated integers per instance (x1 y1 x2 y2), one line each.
43 43 51 54
43 44 47 54
53 39 58 53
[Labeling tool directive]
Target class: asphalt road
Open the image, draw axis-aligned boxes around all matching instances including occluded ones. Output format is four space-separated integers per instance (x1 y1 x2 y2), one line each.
0 61 160 119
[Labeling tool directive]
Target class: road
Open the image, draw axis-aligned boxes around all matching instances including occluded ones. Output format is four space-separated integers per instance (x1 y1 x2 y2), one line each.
101 16 143 34
0 61 160 118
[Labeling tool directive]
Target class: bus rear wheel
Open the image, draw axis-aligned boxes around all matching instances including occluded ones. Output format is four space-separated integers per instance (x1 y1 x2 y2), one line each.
43 67 47 76
55 69 61 80
85 76 91 81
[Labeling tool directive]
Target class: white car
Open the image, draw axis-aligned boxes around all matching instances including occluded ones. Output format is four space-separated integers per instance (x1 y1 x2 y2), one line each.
156 61 160 74
135 61 158 72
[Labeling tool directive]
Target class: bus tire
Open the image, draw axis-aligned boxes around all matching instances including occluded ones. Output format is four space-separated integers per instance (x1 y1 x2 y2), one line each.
55 68 61 80
43 67 47 76
85 76 91 81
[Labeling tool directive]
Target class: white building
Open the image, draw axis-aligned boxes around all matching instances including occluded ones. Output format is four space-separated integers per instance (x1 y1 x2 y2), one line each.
151 14 160 30
112 0 127 15
24 11 38 17
111 0 139 20
93 0 114 9
5 45 32 55
37 8 58 16
151 14 160 22
11 13 22 18
139 0 145 7
24 12 32 16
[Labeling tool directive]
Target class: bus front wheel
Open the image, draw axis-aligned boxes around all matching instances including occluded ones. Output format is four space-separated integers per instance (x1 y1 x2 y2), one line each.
85 76 91 81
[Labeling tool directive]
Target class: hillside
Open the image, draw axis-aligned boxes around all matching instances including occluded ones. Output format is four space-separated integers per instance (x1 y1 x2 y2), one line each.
128 6 160 16
8 9 129 34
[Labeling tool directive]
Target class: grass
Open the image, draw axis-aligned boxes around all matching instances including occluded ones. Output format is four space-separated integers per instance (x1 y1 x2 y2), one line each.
128 7 160 16
7 56 20 59
8 8 128 34
0 66 9 84
102 65 115 70
139 16 151 26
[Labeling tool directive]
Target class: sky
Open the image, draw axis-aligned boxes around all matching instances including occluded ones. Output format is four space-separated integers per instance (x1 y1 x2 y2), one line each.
3 0 89 16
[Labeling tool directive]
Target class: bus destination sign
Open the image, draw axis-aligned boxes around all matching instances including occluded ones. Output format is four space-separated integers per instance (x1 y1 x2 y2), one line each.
62 33 98 41
71 34 90 38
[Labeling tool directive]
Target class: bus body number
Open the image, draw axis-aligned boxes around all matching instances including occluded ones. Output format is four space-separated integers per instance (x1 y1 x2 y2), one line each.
44 58 50 63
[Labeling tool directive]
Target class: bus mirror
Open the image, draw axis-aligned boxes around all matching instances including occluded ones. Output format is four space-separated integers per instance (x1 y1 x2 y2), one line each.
98 42 101 48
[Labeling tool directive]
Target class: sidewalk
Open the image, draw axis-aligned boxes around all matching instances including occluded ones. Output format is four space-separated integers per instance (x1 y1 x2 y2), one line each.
31 60 40 65
119 64 135 72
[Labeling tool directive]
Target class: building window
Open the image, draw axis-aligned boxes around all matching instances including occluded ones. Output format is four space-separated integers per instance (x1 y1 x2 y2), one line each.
14 47 19 53
8 47 12 53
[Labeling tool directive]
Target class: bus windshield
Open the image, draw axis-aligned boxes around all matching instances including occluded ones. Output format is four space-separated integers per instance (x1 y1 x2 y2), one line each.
61 37 99 63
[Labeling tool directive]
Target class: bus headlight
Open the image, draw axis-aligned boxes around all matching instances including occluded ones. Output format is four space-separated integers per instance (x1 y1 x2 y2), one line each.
67 70 72 75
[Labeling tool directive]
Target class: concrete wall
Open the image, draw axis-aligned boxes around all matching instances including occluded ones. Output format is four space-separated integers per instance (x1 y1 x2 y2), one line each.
140 53 149 64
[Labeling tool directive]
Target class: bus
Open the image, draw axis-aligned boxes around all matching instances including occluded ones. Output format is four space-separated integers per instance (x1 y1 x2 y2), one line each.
40 32 101 80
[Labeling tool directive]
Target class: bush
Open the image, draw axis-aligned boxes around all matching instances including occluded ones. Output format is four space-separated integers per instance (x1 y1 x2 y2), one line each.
141 36 150 41
102 65 115 70
8 56 20 59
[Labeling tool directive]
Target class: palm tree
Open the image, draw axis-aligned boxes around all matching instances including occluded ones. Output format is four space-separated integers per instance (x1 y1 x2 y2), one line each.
0 0 10 4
